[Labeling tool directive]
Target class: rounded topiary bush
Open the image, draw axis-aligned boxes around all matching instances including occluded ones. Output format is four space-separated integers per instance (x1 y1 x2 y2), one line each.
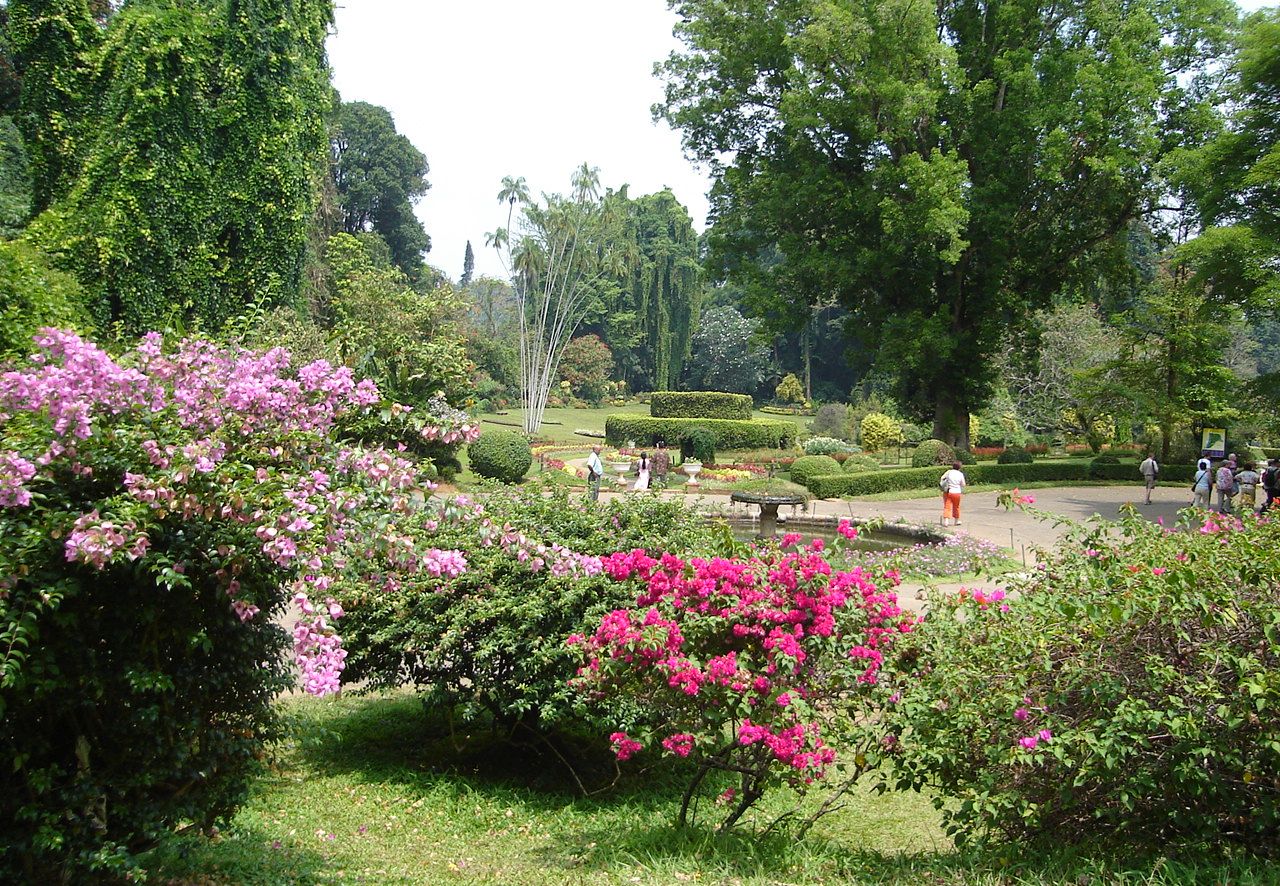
954 448 976 466
997 446 1034 465
912 438 955 468
789 454 842 487
842 454 882 474
468 429 532 483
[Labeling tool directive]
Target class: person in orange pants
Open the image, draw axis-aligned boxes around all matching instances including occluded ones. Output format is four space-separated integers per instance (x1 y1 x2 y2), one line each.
939 460 967 526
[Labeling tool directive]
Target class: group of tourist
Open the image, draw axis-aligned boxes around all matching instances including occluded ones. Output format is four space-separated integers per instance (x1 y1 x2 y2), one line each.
584 442 673 501
1190 453 1278 514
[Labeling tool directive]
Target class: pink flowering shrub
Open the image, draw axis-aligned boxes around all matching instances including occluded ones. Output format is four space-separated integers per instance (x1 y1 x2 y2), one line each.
884 506 1280 854
0 329 449 879
570 533 915 831
333 485 711 732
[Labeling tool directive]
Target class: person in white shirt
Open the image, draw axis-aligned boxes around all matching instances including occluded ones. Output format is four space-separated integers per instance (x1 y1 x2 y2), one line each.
586 445 604 501
939 460 967 526
1139 452 1159 505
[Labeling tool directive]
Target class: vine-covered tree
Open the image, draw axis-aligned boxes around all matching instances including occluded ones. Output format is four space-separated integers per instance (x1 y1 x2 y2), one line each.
331 99 431 276
15 0 333 332
659 0 1235 447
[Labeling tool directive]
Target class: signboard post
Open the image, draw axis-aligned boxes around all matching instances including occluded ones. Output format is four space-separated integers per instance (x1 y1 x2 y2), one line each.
1201 428 1226 459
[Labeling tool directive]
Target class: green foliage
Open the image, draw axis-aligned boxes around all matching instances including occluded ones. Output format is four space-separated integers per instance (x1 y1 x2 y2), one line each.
682 425 717 464
650 390 753 419
842 454 882 474
954 448 976 466
808 402 849 439
331 100 431 276
18 0 332 332
336 487 712 730
997 447 1034 465
604 415 795 451
912 439 956 468
0 115 31 236
325 233 471 404
0 239 88 359
659 0 1234 440
886 510 1280 852
775 372 804 405
787 454 842 488
557 334 613 404
467 429 532 484
860 412 903 452
683 305 771 395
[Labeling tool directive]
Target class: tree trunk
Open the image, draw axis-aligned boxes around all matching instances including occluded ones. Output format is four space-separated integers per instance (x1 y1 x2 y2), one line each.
932 392 970 449
802 320 812 402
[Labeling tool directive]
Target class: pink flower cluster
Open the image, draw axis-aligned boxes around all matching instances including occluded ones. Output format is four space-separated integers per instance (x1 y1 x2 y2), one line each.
576 544 914 781
293 591 348 695
63 511 151 569
0 450 36 507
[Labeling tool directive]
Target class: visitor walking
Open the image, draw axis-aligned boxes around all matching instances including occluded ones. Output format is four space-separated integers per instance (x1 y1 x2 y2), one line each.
652 440 671 486
633 452 651 492
939 460 967 527
586 445 604 502
1262 459 1279 513
1139 451 1159 505
1215 460 1236 514
1237 462 1260 513
1192 461 1212 509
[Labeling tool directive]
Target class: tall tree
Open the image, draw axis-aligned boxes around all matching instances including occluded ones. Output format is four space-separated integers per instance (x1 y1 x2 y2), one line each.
330 100 431 276
460 239 474 288
488 164 627 433
684 304 771 395
659 0 1235 447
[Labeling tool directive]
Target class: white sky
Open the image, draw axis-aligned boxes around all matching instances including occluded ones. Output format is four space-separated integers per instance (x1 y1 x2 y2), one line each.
327 1 711 282
328 0 1276 283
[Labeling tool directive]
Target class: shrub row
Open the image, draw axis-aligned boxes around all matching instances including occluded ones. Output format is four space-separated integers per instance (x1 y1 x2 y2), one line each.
804 462 1197 498
604 415 795 450
649 391 753 420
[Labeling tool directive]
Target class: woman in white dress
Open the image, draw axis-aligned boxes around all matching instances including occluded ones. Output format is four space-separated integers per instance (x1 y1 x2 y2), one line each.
633 453 650 491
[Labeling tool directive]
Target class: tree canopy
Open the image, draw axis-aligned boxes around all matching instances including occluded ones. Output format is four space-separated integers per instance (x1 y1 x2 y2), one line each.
659 0 1236 446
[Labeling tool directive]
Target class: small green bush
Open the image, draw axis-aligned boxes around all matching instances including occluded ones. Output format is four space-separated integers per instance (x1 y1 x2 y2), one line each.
842 454 882 474
860 412 903 451
0 240 91 360
997 447 1034 464
682 426 717 464
604 415 795 450
650 391 753 419
885 510 1280 852
468 429 532 483
788 454 842 487
808 403 849 438
1092 454 1121 464
912 439 955 468
954 448 976 466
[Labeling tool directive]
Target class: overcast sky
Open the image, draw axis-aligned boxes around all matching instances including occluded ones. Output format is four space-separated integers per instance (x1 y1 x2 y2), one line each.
327 1 709 282
327 0 1275 284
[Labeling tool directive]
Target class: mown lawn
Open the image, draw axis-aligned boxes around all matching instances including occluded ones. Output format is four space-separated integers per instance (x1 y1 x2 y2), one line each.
146 693 1274 885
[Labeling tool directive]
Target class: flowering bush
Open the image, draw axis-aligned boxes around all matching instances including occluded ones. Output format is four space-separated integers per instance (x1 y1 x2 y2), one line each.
335 393 479 477
571 525 915 831
334 486 711 732
0 330 440 880
884 507 1280 853
802 435 856 455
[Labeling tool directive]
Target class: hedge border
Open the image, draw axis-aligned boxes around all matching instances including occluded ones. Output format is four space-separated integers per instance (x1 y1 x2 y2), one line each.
604 415 796 450
650 392 753 420
804 462 1197 498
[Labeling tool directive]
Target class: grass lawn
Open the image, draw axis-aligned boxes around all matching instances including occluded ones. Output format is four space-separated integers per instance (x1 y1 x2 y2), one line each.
145 693 1274 885
478 405 798 447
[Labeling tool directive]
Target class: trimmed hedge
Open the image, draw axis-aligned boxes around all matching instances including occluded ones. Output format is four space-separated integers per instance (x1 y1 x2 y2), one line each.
605 415 795 450
468 429 532 483
803 462 1198 498
650 391 753 420
997 447 1033 464
789 455 842 487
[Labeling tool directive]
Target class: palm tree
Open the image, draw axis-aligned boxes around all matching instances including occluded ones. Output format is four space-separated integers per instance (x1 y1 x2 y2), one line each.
497 175 530 247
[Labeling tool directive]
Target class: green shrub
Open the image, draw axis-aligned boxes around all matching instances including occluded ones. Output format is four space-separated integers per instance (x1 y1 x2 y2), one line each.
682 426 717 464
997 446 1034 464
0 240 91 360
650 391 753 419
788 454 842 487
807 467 944 498
804 435 856 455
808 402 849 438
1092 454 1121 465
604 415 795 450
860 412 903 451
337 487 713 731
954 448 976 466
912 438 955 467
885 510 1280 852
468 429 532 483
842 454 882 474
